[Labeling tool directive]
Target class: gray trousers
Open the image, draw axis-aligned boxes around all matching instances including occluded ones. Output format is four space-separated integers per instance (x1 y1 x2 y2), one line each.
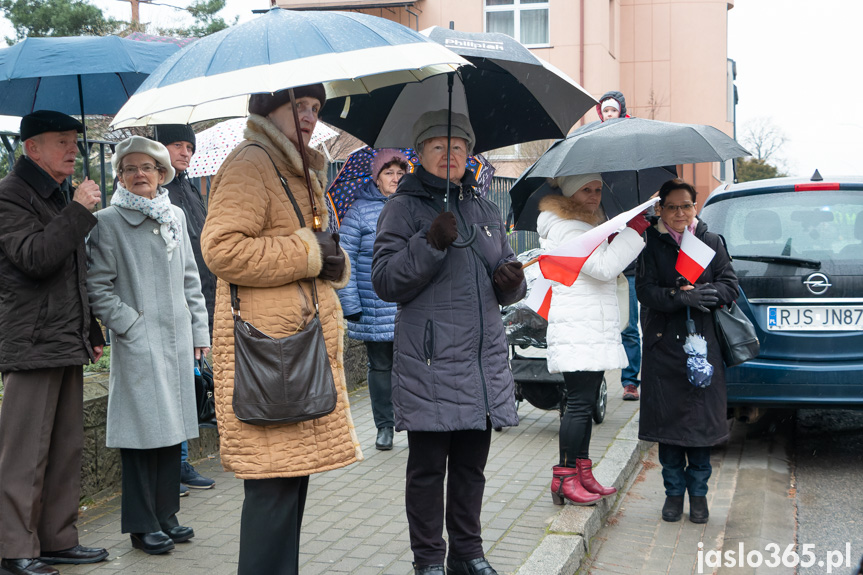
0 366 83 558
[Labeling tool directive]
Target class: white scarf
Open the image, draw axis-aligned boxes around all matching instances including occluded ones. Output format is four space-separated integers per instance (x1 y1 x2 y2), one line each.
111 186 182 261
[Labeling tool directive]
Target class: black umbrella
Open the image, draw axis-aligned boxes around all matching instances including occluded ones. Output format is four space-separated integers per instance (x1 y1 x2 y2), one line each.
509 118 750 231
321 27 595 154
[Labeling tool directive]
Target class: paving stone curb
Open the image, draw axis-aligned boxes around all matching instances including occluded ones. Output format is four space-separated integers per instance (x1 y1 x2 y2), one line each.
515 411 651 575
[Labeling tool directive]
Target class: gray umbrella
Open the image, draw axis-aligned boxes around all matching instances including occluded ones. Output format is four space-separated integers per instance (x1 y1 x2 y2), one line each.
509 117 750 230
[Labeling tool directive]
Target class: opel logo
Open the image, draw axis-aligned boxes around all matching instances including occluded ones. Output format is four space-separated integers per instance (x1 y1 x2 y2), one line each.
803 272 831 295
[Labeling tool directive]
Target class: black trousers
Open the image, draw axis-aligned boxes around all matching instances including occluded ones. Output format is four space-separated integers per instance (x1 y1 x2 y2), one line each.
119 445 182 534
559 371 604 466
238 476 309 575
365 341 394 429
405 424 492 566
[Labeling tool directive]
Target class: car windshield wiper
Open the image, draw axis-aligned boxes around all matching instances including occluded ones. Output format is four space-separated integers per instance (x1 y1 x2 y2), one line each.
731 255 821 269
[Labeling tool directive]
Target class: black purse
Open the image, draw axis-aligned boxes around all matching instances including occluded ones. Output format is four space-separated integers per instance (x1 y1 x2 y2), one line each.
228 144 337 426
714 301 761 367
195 357 217 428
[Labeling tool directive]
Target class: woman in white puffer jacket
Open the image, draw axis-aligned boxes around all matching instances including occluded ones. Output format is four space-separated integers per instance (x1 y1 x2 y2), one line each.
537 173 648 507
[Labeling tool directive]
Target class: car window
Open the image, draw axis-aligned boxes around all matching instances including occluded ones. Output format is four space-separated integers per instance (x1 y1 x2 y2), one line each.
701 190 863 273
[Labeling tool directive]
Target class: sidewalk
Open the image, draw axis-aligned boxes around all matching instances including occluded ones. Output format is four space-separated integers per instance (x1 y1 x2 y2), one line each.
62 372 642 575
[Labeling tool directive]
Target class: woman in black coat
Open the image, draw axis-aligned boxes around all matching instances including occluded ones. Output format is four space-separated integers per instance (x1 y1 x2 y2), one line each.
636 179 739 525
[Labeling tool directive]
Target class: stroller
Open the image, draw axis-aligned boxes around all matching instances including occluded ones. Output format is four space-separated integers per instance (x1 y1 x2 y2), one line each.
503 249 607 424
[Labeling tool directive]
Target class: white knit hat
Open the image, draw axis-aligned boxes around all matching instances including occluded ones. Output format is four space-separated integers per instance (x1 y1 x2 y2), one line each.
600 99 620 113
112 135 175 183
555 173 603 198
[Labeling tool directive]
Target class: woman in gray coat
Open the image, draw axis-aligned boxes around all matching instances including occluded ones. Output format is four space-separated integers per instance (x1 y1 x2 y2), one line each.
87 136 210 556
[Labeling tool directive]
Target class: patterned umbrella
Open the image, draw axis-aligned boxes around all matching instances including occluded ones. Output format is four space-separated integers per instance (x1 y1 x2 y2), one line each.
187 117 338 178
326 146 495 226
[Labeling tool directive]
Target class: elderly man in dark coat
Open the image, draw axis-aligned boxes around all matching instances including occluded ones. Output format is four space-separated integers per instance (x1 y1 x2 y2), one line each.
153 124 217 493
0 111 108 575
372 110 526 575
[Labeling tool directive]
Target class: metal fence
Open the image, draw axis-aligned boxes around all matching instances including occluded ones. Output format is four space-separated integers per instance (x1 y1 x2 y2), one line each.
485 176 540 255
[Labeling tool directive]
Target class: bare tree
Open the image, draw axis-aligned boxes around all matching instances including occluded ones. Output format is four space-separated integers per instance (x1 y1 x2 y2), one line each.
509 139 555 176
645 88 666 120
740 117 787 163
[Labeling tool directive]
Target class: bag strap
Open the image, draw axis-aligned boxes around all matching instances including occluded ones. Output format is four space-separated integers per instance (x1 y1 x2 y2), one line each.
229 143 321 320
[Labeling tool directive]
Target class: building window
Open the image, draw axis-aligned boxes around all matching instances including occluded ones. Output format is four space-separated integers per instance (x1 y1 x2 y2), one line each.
485 0 549 47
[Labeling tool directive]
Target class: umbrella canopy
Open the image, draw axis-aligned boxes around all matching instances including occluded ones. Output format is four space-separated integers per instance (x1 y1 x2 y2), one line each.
111 8 468 128
0 35 179 117
321 27 596 154
326 146 495 223
509 118 750 230
186 117 339 178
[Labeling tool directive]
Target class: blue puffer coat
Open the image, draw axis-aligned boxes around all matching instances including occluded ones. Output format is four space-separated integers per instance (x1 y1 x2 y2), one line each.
372 167 525 432
338 182 396 341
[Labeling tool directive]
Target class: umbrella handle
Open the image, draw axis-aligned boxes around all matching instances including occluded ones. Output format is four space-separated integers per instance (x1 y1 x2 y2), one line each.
451 224 477 248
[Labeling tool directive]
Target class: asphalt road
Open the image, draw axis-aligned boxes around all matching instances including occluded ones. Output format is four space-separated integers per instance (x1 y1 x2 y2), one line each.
794 409 863 575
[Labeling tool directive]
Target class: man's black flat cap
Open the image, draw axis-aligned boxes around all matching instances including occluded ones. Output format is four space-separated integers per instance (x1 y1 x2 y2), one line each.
20 110 84 141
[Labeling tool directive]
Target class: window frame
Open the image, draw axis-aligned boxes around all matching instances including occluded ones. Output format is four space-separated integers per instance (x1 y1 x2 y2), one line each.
484 0 551 48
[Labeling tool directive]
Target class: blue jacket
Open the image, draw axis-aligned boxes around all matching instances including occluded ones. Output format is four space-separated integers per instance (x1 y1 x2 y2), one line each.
372 167 525 432
338 182 397 341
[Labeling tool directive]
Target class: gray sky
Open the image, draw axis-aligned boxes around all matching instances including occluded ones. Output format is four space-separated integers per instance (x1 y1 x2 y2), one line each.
2 1 860 178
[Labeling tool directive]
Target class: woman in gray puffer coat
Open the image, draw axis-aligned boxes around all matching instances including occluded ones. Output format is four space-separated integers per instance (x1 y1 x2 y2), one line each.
372 110 525 575
339 149 408 451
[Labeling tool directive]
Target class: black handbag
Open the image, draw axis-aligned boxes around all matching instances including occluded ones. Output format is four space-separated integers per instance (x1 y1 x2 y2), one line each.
228 143 337 426
714 301 761 367
195 357 217 428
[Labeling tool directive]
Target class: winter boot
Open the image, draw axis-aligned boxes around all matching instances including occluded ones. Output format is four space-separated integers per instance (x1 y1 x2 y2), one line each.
661 495 684 522
550 466 601 506
575 458 617 497
689 495 709 524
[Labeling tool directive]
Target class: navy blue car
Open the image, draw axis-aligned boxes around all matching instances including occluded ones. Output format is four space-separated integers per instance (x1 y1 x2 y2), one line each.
699 173 863 414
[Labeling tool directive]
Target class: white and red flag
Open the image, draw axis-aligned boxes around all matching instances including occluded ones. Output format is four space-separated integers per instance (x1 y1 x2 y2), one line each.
525 197 658 320
675 228 716 284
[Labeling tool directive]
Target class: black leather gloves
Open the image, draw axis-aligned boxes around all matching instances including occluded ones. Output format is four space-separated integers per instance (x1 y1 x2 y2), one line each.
426 212 458 251
494 261 525 292
315 231 345 282
674 284 719 312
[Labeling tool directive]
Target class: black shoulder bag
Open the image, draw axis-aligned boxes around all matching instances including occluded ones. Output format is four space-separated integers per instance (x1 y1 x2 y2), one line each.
229 144 337 426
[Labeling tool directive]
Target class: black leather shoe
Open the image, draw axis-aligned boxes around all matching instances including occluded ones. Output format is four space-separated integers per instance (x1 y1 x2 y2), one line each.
446 556 499 575
130 531 175 555
0 558 58 575
412 563 445 574
689 495 710 524
662 495 684 522
164 525 195 543
39 544 108 565
375 427 394 451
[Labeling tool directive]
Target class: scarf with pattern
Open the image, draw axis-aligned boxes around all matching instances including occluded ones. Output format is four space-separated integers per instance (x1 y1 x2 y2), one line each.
111 186 182 260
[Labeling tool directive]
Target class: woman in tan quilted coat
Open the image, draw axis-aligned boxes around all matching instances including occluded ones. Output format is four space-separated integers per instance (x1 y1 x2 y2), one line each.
200 84 362 575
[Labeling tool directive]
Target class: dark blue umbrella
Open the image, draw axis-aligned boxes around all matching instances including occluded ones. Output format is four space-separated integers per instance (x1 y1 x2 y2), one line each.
0 35 179 177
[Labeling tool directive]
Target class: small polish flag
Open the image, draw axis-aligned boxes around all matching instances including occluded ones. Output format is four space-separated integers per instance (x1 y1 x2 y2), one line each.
525 196 658 320
675 228 716 284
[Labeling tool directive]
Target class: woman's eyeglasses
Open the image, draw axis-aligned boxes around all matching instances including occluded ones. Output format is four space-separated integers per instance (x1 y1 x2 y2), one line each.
661 203 696 213
120 164 159 176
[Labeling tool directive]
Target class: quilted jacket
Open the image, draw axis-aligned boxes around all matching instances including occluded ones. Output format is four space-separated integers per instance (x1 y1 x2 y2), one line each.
201 114 362 479
338 182 396 341
372 167 524 432
537 195 644 374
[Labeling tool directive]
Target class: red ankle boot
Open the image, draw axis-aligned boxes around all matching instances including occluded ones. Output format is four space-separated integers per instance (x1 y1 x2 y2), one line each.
551 466 601 506
576 458 617 497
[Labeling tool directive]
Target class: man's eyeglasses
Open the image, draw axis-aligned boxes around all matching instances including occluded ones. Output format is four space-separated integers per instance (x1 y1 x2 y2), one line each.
120 164 159 176
661 203 696 213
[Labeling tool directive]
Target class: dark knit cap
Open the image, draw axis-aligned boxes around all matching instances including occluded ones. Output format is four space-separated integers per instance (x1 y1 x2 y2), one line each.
20 110 84 141
248 84 327 117
153 124 196 153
